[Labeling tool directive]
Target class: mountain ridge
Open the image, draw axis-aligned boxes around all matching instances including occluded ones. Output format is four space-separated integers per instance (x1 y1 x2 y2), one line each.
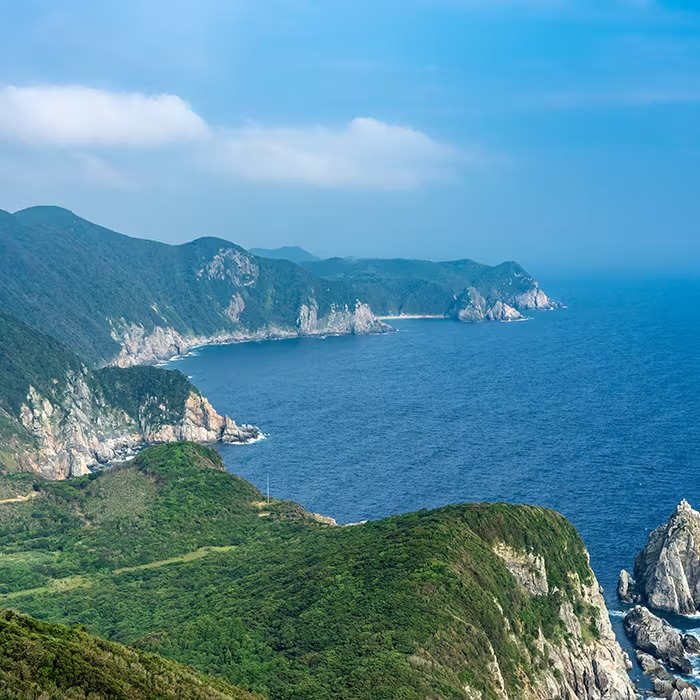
0 205 559 367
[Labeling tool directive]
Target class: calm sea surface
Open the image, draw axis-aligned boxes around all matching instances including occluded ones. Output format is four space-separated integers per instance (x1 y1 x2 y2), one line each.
166 278 699 660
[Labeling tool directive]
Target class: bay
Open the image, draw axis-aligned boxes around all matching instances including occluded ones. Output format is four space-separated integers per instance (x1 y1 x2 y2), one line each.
166 278 699 625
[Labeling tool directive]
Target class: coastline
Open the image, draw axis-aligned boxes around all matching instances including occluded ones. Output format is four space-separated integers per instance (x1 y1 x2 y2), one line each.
377 314 447 320
154 325 394 368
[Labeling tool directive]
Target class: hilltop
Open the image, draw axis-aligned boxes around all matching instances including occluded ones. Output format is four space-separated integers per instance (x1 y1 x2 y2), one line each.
249 245 320 263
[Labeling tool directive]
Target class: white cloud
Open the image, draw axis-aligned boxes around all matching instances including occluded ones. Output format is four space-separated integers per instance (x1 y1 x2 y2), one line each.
0 85 208 147
0 84 469 189
211 117 464 189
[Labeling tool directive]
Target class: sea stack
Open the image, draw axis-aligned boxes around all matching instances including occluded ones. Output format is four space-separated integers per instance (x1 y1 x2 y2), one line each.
618 499 700 615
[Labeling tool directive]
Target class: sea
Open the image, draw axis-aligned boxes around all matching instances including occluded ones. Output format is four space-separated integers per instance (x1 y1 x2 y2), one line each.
165 278 699 678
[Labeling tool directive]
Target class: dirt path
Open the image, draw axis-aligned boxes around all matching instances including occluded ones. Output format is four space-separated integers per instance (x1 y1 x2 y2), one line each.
0 491 38 505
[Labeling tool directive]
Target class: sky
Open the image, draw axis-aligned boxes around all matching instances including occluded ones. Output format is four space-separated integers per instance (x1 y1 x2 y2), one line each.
0 0 698 275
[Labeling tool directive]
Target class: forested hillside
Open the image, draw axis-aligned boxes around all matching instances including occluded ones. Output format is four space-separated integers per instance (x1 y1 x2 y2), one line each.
0 443 632 700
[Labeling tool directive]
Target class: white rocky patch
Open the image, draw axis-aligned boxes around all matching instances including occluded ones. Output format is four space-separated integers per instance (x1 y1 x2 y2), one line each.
196 248 259 287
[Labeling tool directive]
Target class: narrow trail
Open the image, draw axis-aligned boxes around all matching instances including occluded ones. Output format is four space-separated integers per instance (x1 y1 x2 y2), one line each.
0 491 38 505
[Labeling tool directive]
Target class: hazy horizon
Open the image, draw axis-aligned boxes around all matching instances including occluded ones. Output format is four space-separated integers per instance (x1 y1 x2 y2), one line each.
1 1 698 276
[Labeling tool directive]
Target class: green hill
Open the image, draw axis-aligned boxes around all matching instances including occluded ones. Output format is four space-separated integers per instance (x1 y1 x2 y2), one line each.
0 443 632 700
0 608 262 700
0 206 383 367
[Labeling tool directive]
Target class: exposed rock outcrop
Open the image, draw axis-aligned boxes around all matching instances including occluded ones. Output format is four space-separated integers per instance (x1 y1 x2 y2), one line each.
619 500 700 615
454 288 525 323
493 543 549 596
493 544 636 700
451 281 561 324
14 374 260 480
623 606 692 674
617 569 642 604
684 634 700 655
110 300 391 367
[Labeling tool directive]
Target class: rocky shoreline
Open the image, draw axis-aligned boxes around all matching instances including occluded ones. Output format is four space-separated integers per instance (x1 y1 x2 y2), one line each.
16 376 262 479
617 500 700 698
108 301 393 367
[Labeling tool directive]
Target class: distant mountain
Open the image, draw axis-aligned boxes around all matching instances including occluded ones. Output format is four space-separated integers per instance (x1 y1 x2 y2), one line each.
0 609 260 700
0 207 387 366
301 257 561 320
249 245 320 263
0 310 260 478
0 206 559 369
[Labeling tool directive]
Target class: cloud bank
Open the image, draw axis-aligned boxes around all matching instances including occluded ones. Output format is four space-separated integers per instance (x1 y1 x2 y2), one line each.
214 117 461 188
0 85 464 189
0 85 208 146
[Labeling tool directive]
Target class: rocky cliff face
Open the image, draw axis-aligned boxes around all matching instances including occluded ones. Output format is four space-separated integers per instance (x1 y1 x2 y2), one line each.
110 300 391 367
451 282 561 324
493 544 635 700
619 499 700 615
13 372 260 479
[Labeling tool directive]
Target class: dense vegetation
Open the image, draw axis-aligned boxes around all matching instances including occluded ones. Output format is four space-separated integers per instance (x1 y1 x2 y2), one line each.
95 366 197 428
0 609 261 700
301 257 545 316
0 443 599 700
0 310 85 419
0 207 363 365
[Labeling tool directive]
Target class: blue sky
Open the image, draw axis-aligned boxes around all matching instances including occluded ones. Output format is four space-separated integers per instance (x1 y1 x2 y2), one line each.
0 0 698 274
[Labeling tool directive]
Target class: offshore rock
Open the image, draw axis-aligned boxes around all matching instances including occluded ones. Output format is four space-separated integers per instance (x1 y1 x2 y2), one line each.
617 569 642 604
683 634 700 654
630 500 700 615
623 606 692 674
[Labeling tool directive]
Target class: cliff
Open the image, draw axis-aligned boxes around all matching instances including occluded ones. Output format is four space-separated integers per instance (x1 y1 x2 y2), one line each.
0 311 260 479
493 543 634 700
619 499 700 615
0 443 635 700
109 299 388 367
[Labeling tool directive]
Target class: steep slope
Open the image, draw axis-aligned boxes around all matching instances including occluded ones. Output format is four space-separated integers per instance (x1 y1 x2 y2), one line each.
249 246 320 263
302 257 560 321
0 206 387 366
0 311 260 478
618 499 700 615
0 609 262 700
0 443 634 700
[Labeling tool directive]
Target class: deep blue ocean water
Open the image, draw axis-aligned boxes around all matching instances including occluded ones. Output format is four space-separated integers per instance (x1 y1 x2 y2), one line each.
166 278 699 664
